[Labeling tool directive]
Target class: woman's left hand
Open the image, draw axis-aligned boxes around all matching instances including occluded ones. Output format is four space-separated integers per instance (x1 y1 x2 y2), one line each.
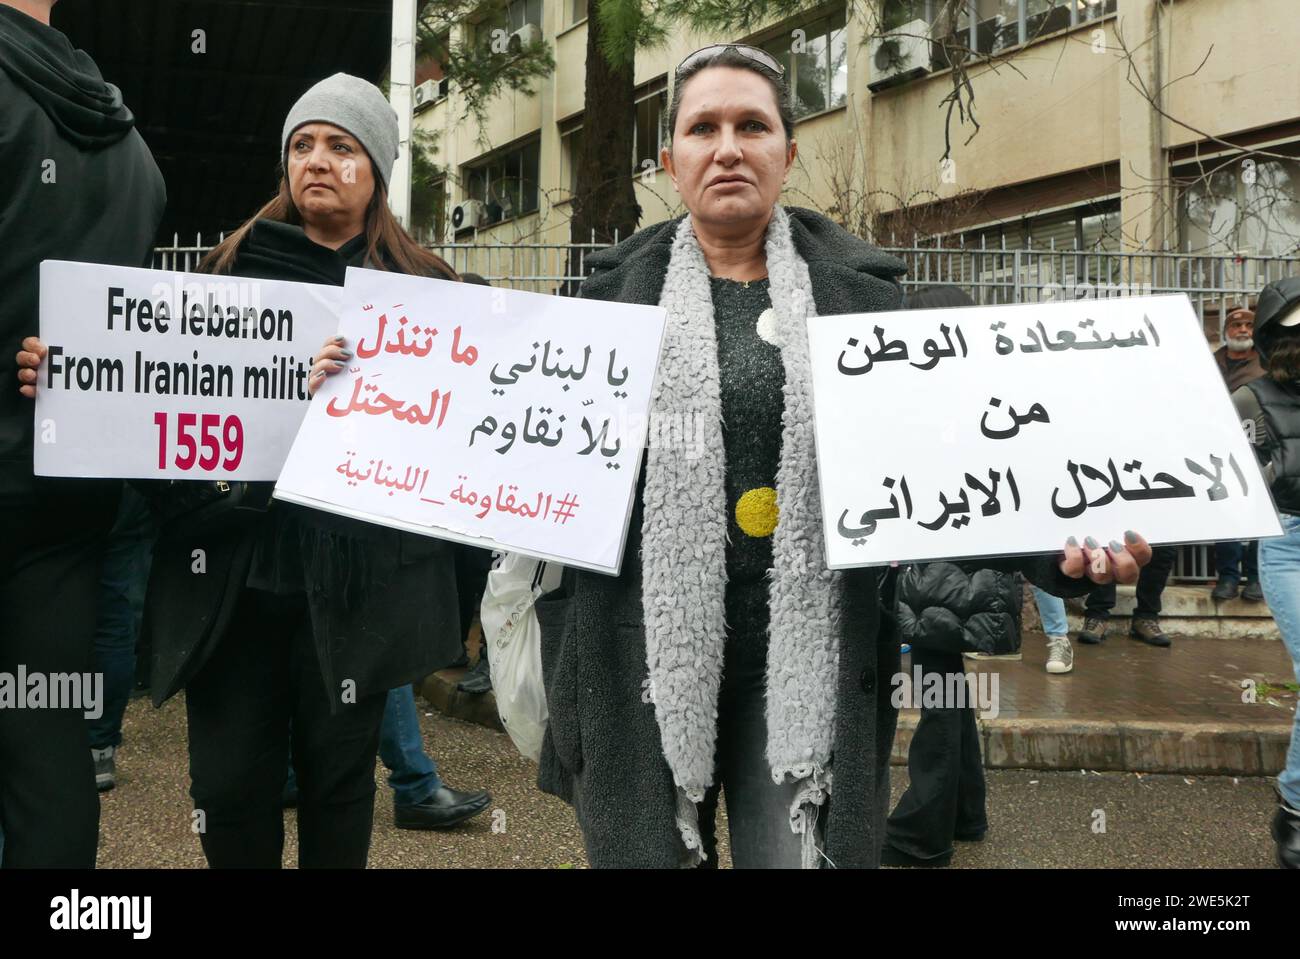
1059 530 1152 585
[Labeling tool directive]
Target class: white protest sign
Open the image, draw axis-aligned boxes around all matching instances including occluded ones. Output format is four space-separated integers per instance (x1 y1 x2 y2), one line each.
273 267 667 575
808 294 1282 569
34 260 345 480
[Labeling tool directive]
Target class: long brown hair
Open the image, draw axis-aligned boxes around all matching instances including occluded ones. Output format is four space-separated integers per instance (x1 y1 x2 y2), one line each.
199 176 459 280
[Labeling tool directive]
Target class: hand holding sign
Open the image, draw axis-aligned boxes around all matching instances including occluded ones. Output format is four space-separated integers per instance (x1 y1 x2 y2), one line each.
15 335 47 399
1058 530 1153 585
308 334 351 394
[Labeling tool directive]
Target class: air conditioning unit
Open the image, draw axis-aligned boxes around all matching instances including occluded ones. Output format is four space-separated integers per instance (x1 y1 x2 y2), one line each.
507 22 542 54
867 18 931 92
452 199 486 232
414 79 437 111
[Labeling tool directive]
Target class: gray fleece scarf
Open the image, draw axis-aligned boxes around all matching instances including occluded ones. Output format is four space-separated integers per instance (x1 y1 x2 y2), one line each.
642 205 841 868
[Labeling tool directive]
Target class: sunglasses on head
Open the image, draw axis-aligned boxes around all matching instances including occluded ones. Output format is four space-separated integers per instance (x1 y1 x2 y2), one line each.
675 44 785 79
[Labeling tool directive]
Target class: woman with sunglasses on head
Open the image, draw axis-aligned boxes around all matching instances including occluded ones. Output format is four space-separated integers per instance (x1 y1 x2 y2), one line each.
534 45 1150 868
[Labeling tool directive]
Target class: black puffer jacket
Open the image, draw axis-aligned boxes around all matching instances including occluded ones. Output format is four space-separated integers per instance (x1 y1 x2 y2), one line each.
896 563 1024 656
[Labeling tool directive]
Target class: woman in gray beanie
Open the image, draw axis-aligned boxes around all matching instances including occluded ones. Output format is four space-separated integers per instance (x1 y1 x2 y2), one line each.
142 73 487 867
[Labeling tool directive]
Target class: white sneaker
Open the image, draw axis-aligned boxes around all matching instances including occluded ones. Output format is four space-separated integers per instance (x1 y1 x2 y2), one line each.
1045 635 1074 674
963 650 1022 661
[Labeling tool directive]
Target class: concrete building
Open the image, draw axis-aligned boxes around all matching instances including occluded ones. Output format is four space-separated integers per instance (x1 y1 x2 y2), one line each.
414 0 1299 261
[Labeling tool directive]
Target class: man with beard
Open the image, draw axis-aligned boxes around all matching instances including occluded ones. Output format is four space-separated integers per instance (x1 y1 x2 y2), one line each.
1212 306 1266 602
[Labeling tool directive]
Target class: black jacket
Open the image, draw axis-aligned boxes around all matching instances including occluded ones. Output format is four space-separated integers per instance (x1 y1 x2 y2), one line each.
536 208 1087 867
897 564 1025 656
1235 277 1300 516
0 6 165 510
145 221 463 708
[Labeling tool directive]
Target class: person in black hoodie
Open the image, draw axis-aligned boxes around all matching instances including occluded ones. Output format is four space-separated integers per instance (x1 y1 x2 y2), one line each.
2 0 165 868
22 73 486 867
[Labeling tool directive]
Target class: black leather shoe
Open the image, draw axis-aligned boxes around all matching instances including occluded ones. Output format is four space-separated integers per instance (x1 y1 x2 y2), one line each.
1077 616 1108 645
954 826 987 842
1242 580 1265 603
1274 791 1300 869
1129 618 1171 647
395 786 491 830
1211 574 1240 602
457 655 492 694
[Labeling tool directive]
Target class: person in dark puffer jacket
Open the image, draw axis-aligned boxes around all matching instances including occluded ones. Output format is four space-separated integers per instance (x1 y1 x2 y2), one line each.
884 285 1038 868
1232 275 1300 869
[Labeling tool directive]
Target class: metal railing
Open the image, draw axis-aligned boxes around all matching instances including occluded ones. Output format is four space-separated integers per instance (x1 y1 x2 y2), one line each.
152 233 1300 583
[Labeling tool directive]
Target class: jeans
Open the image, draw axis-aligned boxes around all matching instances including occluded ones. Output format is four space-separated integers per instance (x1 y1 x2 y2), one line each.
88 486 155 751
287 685 442 807
885 648 986 861
690 581 821 868
1257 513 1300 809
379 685 442 806
1215 540 1259 581
1032 587 1069 637
1085 544 1177 620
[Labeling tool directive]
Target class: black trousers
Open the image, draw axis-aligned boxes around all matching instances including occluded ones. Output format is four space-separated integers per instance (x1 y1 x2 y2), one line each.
185 586 387 868
1084 544 1177 620
0 483 118 868
885 648 986 862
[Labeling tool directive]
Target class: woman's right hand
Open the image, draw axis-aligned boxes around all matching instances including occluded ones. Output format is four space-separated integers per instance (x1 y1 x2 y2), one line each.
308 335 352 397
16 336 46 398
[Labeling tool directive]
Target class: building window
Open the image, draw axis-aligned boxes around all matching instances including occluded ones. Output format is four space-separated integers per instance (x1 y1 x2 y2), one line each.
559 115 584 198
945 199 1122 251
1178 154 1300 257
633 79 668 173
463 138 541 227
568 0 588 26
885 0 1115 64
757 7 848 120
475 0 542 53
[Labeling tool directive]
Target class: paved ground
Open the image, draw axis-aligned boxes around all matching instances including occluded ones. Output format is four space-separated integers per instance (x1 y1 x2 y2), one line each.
955 629 1296 724
97 692 1282 868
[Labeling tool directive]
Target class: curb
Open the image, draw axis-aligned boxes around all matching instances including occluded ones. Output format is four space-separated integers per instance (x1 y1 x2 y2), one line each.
892 713 1292 777
420 671 1291 778
419 667 503 733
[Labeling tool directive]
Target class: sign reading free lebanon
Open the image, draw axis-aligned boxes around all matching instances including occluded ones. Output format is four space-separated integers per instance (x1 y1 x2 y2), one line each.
808 294 1283 569
34 260 345 480
273 267 667 576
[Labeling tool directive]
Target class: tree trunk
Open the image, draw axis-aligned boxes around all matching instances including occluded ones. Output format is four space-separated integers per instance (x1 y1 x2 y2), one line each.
567 4 641 290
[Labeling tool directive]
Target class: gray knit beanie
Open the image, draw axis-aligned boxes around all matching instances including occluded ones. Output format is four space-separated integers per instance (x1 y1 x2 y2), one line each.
281 73 399 190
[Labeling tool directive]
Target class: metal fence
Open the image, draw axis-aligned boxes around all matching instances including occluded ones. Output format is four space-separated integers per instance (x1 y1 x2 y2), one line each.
153 234 1300 582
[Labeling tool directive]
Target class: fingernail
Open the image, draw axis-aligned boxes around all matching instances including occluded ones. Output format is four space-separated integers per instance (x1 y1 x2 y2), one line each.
1085 536 1099 549
1125 529 1139 544
1067 536 1079 547
1110 540 1125 553
333 335 345 343
331 360 345 369
339 350 352 359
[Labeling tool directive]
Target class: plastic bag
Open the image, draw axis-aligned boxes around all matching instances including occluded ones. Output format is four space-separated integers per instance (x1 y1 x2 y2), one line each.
479 553 563 762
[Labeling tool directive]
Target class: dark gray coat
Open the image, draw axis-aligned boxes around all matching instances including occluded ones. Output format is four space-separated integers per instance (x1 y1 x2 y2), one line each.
536 208 1095 867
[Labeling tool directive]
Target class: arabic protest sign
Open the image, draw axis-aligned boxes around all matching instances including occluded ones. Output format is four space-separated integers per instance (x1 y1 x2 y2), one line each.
34 260 345 480
808 294 1282 568
273 267 667 575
